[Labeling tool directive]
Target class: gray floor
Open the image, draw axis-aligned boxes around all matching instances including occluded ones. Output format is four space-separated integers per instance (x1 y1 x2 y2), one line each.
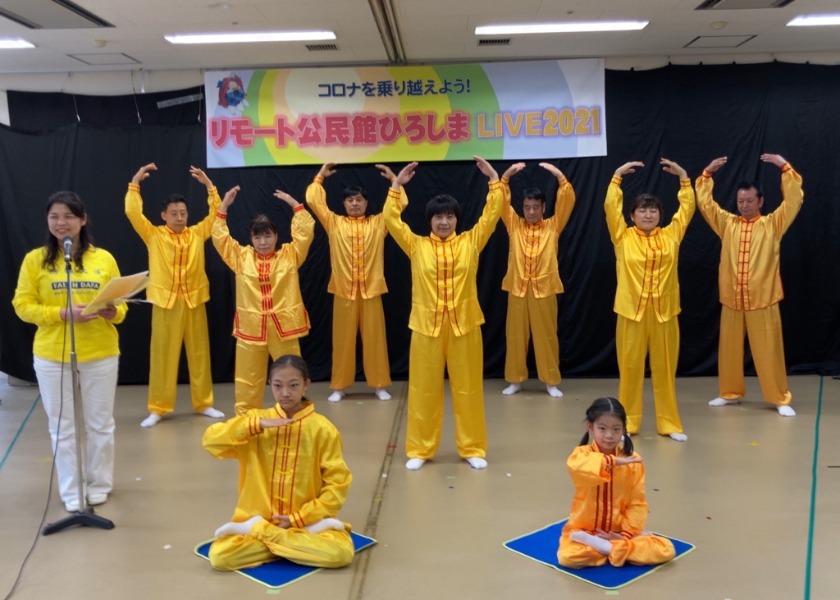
1 372 837 600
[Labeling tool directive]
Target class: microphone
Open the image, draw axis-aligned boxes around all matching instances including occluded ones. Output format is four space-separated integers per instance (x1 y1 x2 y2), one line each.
63 236 73 263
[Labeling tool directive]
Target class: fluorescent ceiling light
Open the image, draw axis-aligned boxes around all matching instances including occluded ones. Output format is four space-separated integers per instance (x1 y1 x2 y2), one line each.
165 31 336 44
786 14 840 27
0 39 35 49
475 21 648 35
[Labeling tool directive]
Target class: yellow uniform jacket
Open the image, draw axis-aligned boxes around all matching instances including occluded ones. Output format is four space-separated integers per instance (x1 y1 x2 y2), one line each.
124 183 220 309
606 177 695 322
383 181 504 337
305 177 406 300
501 177 576 297
695 165 803 311
202 401 351 528
211 207 314 342
13 246 127 362
565 443 648 538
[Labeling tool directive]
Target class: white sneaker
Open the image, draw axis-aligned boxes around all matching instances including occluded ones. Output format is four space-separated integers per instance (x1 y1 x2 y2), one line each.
405 458 426 470
668 432 688 442
375 388 391 401
87 492 108 506
708 397 739 407
777 405 796 417
327 390 345 403
502 383 522 396
201 407 225 418
546 385 564 398
465 457 488 469
64 501 80 512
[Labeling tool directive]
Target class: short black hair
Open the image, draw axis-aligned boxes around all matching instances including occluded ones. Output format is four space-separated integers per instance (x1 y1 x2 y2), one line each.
522 187 546 204
343 185 368 201
161 193 188 211
425 194 462 226
736 181 763 199
249 214 278 239
629 193 662 214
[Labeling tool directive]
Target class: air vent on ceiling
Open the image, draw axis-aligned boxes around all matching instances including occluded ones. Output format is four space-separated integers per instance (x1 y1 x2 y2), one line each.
478 38 511 46
0 0 113 29
696 0 794 9
306 43 339 51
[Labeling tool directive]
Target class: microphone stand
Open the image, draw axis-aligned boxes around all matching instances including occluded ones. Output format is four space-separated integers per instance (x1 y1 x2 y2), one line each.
43 250 114 535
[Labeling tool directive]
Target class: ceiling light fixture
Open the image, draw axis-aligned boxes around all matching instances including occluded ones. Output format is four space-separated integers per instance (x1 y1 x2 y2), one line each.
0 38 35 49
475 21 648 35
164 31 336 44
786 14 840 27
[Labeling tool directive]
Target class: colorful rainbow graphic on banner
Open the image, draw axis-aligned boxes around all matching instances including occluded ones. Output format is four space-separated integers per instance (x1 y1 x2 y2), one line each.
205 59 605 167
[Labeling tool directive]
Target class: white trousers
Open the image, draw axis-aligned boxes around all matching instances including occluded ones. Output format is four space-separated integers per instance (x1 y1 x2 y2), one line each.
34 355 118 506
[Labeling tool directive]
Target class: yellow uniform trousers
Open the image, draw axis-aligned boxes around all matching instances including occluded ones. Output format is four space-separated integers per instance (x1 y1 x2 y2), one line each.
234 332 301 415
718 304 791 406
407 314 486 460
558 531 675 568
331 295 391 390
615 306 684 435
148 298 213 415
209 520 354 571
504 289 560 385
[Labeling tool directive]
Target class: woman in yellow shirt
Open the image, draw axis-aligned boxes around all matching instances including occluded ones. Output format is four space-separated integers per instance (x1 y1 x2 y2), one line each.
605 159 694 441
13 191 127 512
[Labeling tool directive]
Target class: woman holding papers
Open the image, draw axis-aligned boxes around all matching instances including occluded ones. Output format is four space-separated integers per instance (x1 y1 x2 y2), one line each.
12 191 126 513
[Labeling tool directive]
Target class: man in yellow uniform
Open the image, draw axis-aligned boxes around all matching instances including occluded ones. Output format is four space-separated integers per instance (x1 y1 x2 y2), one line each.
500 162 576 399
696 153 803 416
305 163 400 402
384 157 506 471
126 163 223 427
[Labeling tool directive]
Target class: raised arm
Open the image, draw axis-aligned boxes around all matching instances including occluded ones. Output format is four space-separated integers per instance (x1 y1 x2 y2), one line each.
276 190 315 266
694 156 730 237
605 162 643 244
540 162 576 232
470 156 504 250
761 153 804 236
211 186 244 271
383 162 418 255
191 166 222 238
125 163 158 241
499 161 526 229
306 163 337 228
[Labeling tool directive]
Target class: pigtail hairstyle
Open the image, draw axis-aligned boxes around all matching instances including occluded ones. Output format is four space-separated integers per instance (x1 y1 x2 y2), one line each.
579 396 634 456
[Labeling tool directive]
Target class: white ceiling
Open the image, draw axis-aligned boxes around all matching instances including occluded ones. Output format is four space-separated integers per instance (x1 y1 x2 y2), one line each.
1 0 839 94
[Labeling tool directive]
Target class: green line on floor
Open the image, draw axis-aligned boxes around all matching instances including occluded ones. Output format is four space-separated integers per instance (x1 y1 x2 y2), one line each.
0 394 40 471
803 376 824 600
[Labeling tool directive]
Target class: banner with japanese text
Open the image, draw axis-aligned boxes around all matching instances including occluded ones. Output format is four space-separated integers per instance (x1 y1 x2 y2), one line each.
205 59 605 167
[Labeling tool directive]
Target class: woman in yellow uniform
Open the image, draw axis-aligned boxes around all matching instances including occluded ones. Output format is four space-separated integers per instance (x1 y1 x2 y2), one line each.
605 159 694 441
212 186 314 415
384 157 507 470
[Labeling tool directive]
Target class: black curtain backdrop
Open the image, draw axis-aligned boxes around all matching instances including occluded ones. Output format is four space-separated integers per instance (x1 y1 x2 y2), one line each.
2 62 839 385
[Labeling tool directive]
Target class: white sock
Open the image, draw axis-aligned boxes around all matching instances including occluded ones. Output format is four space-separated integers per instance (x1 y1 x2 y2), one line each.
201 407 225 418
405 458 426 470
502 383 521 396
327 390 345 403
709 397 739 407
546 385 564 398
465 457 488 469
669 432 688 442
305 517 346 534
569 530 611 555
140 413 162 428
375 388 391 401
777 405 796 417
214 515 264 539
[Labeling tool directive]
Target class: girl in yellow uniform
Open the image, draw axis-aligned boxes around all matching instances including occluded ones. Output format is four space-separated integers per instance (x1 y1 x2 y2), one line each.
558 397 675 568
204 355 353 571
606 159 694 441
212 187 314 415
383 157 506 471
